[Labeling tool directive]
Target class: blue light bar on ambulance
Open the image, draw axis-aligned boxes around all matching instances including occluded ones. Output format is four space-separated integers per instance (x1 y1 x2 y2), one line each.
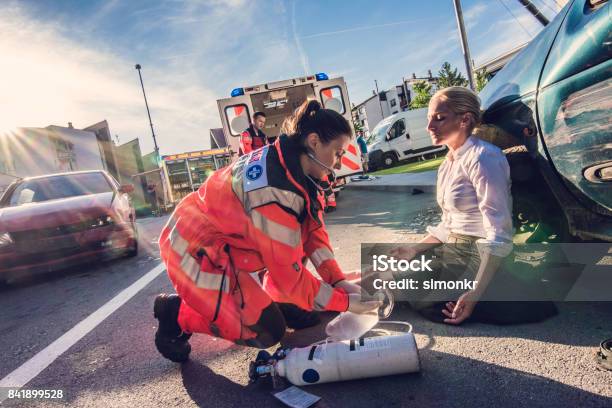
315 72 329 81
231 88 244 97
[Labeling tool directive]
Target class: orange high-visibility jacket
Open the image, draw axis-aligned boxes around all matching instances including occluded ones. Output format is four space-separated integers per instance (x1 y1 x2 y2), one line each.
164 135 349 313
239 125 268 156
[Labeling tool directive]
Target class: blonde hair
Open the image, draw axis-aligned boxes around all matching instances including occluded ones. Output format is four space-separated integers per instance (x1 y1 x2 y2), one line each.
432 86 482 131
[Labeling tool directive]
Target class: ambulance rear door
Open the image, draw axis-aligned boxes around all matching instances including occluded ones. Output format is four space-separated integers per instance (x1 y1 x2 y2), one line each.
314 77 363 177
217 95 254 157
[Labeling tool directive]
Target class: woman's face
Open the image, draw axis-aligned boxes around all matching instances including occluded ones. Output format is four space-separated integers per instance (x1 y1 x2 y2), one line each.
427 97 468 147
306 132 351 179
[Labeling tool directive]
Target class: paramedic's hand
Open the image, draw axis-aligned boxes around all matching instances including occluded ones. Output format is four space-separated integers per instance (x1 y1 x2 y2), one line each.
442 291 478 325
334 280 362 294
389 245 418 261
347 293 382 314
359 266 395 296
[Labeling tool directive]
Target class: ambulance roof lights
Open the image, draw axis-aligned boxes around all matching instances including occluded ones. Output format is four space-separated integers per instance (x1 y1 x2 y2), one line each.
315 73 329 81
231 88 244 97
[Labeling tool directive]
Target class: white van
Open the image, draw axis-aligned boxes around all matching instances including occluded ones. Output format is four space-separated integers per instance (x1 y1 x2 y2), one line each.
366 108 446 169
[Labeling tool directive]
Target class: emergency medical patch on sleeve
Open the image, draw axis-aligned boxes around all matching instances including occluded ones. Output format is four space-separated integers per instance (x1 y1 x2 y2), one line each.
244 146 269 192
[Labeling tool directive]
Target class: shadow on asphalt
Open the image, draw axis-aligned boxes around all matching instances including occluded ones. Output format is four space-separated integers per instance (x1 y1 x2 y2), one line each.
181 359 281 408
326 189 437 235
179 341 610 408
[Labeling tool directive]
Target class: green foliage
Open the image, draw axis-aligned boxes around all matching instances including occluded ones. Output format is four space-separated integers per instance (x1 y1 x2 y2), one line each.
371 156 445 175
437 61 468 88
475 68 489 92
409 80 432 109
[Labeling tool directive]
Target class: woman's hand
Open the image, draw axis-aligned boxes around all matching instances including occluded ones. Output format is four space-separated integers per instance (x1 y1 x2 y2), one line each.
442 290 479 325
334 280 362 294
347 293 382 314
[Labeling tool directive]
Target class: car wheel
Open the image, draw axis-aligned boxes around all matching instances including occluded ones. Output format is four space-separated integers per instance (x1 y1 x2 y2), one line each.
382 152 398 168
505 146 570 244
126 222 139 257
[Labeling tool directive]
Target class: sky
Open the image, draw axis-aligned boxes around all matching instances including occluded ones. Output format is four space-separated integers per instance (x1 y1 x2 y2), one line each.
0 0 566 156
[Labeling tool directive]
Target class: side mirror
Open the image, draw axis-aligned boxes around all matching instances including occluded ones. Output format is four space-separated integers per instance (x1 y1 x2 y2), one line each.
119 184 135 194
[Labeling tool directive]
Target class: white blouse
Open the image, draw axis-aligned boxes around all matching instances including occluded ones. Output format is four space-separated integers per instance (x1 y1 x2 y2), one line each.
426 136 513 257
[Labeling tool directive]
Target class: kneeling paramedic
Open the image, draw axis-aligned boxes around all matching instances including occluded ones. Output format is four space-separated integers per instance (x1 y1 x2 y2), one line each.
154 100 381 362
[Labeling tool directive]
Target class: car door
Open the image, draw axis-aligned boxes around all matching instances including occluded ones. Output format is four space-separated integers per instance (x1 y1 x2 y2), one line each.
107 173 132 223
217 95 254 156
386 118 411 159
537 0 611 214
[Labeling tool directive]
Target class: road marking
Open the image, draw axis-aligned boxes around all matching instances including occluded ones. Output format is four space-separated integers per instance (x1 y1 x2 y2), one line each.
0 263 166 402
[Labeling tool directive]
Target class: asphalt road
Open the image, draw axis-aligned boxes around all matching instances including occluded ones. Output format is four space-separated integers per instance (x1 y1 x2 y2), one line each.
0 188 610 407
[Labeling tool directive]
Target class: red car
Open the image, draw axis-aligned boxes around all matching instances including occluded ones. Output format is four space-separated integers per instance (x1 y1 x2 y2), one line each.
0 170 138 284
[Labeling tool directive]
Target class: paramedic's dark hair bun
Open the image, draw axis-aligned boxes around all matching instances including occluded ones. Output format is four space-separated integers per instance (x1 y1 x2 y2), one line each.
281 100 352 148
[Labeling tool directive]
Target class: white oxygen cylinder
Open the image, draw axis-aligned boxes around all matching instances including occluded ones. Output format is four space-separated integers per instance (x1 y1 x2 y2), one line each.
273 333 420 386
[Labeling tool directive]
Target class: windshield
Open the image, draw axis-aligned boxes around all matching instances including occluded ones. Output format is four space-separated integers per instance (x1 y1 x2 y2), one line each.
5 173 112 207
368 120 393 144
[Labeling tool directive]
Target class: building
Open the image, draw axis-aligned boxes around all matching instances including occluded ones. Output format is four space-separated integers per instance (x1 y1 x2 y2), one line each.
113 138 150 213
401 70 439 110
210 128 228 149
161 148 231 203
83 120 120 181
352 86 406 137
0 124 106 195
352 93 386 137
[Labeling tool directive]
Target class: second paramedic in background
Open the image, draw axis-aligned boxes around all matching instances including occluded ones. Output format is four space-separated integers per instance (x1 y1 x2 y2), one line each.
239 111 267 156
356 130 369 175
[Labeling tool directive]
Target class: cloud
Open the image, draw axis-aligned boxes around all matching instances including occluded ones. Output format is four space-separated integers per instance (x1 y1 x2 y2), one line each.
291 0 310 76
463 2 489 27
0 0 302 155
471 11 545 66
0 3 221 155
299 17 438 40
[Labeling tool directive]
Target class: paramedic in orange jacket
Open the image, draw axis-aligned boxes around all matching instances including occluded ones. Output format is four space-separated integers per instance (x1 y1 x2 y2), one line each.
239 111 268 156
154 100 381 362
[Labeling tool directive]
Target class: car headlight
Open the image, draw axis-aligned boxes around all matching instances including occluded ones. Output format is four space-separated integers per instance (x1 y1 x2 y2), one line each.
0 232 13 247
90 215 114 228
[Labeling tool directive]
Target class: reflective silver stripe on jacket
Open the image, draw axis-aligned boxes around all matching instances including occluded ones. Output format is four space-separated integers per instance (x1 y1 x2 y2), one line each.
247 186 304 215
196 270 230 293
180 250 229 293
313 282 334 311
310 247 334 268
251 210 301 248
231 155 249 203
169 223 189 255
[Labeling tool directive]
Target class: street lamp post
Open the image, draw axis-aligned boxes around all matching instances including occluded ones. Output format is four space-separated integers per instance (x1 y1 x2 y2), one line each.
134 64 160 162
452 0 476 91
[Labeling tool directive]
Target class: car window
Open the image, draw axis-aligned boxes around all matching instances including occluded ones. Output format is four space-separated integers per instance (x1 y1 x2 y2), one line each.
7 173 113 206
370 121 392 143
388 119 405 140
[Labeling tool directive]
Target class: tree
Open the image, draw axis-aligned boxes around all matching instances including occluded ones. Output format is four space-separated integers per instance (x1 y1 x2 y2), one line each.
409 81 433 109
437 61 468 88
475 68 489 92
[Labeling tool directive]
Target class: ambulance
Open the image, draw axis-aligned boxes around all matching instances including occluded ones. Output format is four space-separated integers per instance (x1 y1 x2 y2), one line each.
216 73 363 194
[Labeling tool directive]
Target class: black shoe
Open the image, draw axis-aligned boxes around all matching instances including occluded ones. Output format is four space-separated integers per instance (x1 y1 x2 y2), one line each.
277 303 321 330
154 294 192 362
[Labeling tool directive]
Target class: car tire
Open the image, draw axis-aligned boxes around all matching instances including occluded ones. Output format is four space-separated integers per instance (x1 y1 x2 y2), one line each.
505 146 570 244
382 152 398 168
126 222 139 257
